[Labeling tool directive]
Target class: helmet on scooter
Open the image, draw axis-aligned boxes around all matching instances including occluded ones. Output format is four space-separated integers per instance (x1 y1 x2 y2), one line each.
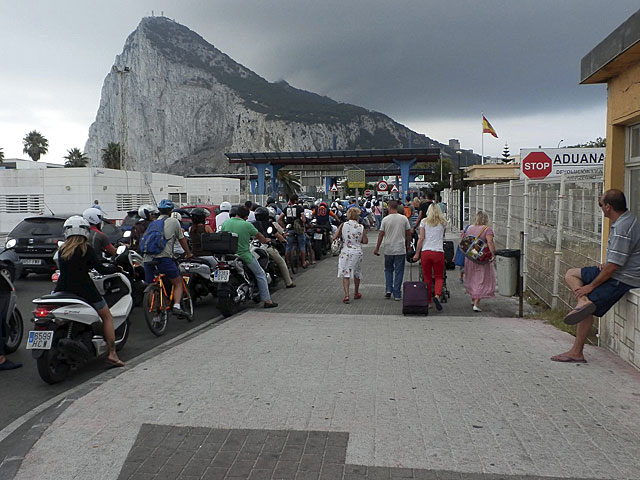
63 216 91 239
190 208 208 224
82 207 103 226
171 211 182 222
219 201 232 212
255 207 270 222
138 204 159 220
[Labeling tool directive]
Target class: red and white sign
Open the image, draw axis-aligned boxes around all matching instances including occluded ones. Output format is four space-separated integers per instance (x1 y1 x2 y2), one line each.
521 152 552 179
377 180 388 191
330 184 338 192
390 184 399 193
520 148 605 180
364 189 372 197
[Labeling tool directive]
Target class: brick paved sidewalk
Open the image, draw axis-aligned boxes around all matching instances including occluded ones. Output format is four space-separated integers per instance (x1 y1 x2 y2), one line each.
10 235 640 480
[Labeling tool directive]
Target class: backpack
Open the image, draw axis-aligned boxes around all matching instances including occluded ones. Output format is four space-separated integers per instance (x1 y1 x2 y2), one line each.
139 218 168 255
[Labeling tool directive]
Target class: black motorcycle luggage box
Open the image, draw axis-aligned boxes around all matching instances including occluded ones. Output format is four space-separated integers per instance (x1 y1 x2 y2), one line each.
201 232 239 254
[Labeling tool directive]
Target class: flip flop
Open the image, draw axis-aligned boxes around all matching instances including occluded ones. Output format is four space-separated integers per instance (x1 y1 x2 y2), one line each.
0 360 22 370
354 293 362 300
563 302 596 325
342 296 350 304
106 358 125 368
550 355 587 364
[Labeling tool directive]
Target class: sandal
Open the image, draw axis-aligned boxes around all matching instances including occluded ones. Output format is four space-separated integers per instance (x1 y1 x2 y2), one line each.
354 293 362 300
106 358 125 368
342 296 350 304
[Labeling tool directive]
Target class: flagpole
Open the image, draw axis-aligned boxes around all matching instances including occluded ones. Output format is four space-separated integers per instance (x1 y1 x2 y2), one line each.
481 112 484 165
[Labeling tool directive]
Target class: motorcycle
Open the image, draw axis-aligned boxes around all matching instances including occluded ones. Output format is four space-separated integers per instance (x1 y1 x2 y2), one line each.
309 219 331 260
214 240 271 318
113 245 145 307
28 267 132 384
0 263 23 354
179 257 216 303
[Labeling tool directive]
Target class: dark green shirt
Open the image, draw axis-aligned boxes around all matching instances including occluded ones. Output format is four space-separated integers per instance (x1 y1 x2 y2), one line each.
221 217 258 263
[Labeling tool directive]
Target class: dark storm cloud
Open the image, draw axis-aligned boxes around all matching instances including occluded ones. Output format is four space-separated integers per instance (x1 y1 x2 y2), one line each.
183 0 639 122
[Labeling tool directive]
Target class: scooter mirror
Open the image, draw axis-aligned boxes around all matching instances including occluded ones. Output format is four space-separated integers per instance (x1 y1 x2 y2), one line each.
123 230 132 238
116 245 127 255
5 238 16 249
184 231 190 238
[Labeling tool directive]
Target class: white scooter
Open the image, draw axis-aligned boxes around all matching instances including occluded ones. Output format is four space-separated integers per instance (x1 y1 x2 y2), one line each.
28 264 133 384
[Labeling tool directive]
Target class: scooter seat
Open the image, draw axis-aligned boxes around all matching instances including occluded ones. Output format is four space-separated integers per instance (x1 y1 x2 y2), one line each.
38 292 91 304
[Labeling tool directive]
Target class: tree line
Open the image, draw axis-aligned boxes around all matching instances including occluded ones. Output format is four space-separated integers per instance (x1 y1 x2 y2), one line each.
0 130 123 169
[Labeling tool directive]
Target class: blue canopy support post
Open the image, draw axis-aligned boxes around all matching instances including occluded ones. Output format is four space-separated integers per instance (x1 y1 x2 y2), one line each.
393 157 417 203
325 176 333 196
250 179 257 194
249 162 270 196
270 164 283 197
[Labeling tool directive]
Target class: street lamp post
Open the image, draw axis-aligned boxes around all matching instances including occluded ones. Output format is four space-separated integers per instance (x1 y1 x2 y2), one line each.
456 150 464 230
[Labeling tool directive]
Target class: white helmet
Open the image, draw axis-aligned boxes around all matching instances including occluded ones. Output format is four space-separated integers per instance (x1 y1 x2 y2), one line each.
63 215 91 239
138 204 159 220
82 207 103 226
220 201 231 212
171 211 182 221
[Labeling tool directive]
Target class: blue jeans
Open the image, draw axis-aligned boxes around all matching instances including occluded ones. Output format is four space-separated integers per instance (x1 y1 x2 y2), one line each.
384 254 406 299
246 257 271 302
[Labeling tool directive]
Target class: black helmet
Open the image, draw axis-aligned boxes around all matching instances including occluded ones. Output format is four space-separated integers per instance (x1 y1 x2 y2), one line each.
190 208 207 224
266 196 275 205
255 207 270 222
229 204 239 217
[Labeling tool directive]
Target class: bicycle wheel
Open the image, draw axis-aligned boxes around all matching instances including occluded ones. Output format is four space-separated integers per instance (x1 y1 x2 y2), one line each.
142 285 169 336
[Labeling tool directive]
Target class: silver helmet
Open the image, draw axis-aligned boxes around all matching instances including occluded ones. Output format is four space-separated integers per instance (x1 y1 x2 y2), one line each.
63 216 91 239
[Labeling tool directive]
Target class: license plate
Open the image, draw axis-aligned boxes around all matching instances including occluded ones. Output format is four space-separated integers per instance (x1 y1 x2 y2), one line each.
26 330 53 350
22 259 42 265
213 269 230 283
314 233 323 240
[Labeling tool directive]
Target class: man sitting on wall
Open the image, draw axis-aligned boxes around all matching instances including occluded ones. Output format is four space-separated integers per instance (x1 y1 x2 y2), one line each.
552 189 640 363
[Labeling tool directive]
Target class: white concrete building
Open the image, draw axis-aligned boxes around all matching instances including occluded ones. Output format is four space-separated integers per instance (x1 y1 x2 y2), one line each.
0 166 240 234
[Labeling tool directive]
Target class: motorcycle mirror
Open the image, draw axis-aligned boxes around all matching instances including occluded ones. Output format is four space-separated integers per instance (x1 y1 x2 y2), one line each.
5 238 16 249
184 231 190 238
123 230 132 238
116 245 127 255
57 241 65 248
267 226 274 234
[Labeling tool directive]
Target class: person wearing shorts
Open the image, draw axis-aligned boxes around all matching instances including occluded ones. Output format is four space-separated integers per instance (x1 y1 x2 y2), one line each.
142 199 193 319
552 189 640 363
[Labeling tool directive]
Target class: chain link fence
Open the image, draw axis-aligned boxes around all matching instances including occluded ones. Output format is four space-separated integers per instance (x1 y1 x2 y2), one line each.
445 176 603 310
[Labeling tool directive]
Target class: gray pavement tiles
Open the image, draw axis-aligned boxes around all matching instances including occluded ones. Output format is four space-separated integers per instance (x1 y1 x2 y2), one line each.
117 425 611 480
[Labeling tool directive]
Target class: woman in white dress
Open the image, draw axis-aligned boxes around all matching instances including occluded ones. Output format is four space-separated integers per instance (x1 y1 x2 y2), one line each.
333 207 368 303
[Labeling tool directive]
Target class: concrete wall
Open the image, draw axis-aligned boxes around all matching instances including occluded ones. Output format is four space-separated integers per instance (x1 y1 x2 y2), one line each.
0 167 240 234
601 290 640 370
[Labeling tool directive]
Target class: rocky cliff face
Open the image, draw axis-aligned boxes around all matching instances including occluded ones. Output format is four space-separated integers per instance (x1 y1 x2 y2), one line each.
85 17 472 175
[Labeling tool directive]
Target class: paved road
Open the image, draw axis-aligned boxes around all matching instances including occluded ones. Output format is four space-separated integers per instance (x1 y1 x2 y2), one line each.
0 273 221 431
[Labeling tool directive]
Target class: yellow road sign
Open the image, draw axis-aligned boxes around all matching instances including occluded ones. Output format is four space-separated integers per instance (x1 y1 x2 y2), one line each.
347 170 365 188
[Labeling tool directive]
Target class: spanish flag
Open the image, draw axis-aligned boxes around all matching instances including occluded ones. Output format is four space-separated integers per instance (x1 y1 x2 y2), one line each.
482 115 498 138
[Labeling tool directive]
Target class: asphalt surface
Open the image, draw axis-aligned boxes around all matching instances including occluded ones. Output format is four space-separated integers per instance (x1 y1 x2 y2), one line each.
0 272 221 431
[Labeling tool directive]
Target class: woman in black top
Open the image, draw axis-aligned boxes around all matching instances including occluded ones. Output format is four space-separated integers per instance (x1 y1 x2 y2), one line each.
56 218 124 367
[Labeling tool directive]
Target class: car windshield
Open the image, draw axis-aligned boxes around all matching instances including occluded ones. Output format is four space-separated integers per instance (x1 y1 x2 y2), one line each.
9 218 64 237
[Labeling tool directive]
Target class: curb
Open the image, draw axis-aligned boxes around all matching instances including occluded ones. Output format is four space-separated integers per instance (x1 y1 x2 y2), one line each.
0 313 229 480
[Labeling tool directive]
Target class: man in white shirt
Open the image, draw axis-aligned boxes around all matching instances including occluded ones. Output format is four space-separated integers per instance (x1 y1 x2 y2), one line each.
373 200 411 300
215 202 231 232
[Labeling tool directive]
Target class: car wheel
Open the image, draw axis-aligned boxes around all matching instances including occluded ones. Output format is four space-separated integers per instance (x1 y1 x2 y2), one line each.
0 263 15 283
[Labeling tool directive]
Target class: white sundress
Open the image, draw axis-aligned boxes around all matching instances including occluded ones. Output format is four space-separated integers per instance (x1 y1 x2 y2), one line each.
337 220 364 279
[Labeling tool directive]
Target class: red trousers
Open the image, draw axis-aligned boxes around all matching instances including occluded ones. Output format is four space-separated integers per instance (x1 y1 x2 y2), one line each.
420 250 445 302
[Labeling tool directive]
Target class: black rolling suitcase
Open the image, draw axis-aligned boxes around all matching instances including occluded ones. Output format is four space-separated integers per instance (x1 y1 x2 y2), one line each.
443 240 455 270
402 263 429 316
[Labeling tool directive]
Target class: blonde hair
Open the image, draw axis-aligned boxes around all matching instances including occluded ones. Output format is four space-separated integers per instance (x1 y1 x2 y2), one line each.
474 211 490 226
347 207 361 221
59 235 87 261
412 198 421 208
424 203 447 227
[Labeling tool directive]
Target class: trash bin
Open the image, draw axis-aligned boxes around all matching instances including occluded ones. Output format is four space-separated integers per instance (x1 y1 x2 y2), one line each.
495 249 520 297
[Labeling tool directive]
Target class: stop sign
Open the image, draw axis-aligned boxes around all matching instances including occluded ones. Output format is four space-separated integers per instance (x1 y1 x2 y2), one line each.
364 189 372 197
522 152 552 179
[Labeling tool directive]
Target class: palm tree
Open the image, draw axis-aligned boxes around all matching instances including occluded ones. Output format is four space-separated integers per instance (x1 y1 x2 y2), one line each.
63 147 89 167
22 130 49 161
0 147 4 163
101 142 121 169
277 169 302 200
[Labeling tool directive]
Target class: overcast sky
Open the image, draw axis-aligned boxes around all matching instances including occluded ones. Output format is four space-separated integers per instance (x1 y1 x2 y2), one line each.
1 1 638 164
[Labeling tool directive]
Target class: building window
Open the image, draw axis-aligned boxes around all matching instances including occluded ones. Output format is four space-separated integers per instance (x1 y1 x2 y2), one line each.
169 193 187 205
116 194 152 212
0 194 44 213
626 123 640 216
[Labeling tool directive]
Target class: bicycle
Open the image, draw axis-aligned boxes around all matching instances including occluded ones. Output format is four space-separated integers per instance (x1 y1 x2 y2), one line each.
142 270 193 337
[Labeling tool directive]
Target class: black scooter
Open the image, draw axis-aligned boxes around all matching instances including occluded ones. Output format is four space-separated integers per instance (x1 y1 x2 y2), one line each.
0 261 23 354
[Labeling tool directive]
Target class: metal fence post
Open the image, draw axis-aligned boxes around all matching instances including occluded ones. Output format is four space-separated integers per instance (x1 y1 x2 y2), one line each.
523 178 529 291
551 174 566 309
506 180 514 248
492 182 497 224
482 184 487 213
